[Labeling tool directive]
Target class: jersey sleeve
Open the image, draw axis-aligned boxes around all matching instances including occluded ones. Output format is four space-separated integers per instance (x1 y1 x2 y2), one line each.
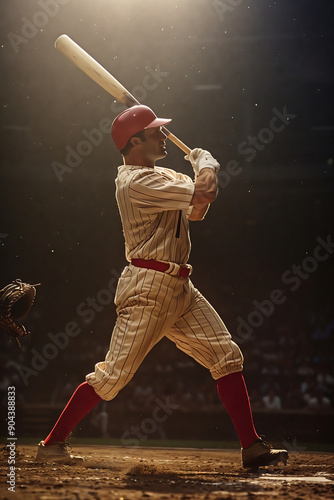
173 171 194 184
128 169 195 213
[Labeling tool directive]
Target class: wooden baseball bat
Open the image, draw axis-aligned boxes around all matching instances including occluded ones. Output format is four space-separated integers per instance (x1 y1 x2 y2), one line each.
54 34 190 154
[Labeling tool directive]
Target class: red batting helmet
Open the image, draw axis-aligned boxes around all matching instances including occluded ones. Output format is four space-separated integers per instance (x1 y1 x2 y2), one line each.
111 105 171 151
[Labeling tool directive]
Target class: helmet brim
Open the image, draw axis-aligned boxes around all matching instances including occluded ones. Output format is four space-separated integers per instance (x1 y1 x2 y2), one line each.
144 117 172 130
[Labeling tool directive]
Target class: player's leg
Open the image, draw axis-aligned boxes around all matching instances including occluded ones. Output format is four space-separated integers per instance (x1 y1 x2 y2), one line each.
37 267 182 462
44 381 101 445
167 285 259 447
36 381 101 462
167 282 288 468
85 267 188 400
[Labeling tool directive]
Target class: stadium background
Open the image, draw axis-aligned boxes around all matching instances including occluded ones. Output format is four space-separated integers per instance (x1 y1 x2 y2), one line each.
0 0 333 448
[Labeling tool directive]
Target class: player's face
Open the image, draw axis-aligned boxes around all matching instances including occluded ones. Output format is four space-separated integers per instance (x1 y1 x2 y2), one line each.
141 126 168 161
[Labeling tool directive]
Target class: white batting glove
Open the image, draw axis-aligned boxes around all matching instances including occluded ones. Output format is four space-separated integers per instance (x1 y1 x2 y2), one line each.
184 148 220 176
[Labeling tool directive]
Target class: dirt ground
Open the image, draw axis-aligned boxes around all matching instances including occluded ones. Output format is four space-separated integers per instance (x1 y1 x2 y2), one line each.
1 444 333 499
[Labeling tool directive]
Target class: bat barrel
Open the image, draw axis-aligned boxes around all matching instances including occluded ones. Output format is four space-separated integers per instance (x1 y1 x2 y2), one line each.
54 35 191 154
54 35 138 106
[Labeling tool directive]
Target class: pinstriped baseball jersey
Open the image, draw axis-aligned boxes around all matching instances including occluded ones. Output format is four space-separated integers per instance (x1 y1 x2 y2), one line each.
115 165 195 264
86 163 244 400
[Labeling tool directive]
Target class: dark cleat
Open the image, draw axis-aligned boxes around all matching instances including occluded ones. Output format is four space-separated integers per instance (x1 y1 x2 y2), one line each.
242 437 288 469
36 441 84 464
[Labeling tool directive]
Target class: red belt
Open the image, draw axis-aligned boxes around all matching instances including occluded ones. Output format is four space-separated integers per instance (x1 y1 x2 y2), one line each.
131 259 192 279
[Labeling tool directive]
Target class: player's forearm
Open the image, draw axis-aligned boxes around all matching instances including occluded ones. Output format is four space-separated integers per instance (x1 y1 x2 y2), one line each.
190 168 218 206
188 169 218 221
188 203 210 221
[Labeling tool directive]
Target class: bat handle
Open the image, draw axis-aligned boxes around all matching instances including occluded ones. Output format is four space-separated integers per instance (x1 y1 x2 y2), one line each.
163 127 191 155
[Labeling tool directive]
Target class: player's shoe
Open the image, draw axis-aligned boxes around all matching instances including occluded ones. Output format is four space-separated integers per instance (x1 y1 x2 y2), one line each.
36 441 84 464
242 437 288 469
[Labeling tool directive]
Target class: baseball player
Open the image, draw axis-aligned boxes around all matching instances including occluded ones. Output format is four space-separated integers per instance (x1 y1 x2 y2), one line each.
36 105 288 469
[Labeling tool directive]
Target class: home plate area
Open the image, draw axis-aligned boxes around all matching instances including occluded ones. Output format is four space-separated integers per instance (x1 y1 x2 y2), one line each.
1 445 333 499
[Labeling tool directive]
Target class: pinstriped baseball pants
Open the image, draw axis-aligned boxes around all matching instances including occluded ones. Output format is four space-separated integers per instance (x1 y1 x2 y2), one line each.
86 265 244 401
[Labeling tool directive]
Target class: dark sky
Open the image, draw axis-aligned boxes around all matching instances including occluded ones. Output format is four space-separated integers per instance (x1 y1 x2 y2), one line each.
0 1 333 386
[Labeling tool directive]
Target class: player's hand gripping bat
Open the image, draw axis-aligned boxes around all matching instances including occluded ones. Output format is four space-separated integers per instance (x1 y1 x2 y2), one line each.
54 34 190 155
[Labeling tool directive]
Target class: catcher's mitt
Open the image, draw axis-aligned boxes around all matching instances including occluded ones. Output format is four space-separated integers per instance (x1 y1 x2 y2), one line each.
0 279 40 346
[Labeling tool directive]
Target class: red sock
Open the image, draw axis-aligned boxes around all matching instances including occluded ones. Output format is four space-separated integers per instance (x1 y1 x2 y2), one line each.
217 372 259 448
44 382 102 445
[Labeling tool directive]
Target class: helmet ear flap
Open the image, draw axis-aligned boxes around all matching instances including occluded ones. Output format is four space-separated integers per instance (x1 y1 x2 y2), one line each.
111 105 171 151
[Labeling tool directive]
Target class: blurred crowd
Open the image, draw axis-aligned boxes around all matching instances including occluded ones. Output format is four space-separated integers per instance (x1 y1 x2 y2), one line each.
1 289 333 421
